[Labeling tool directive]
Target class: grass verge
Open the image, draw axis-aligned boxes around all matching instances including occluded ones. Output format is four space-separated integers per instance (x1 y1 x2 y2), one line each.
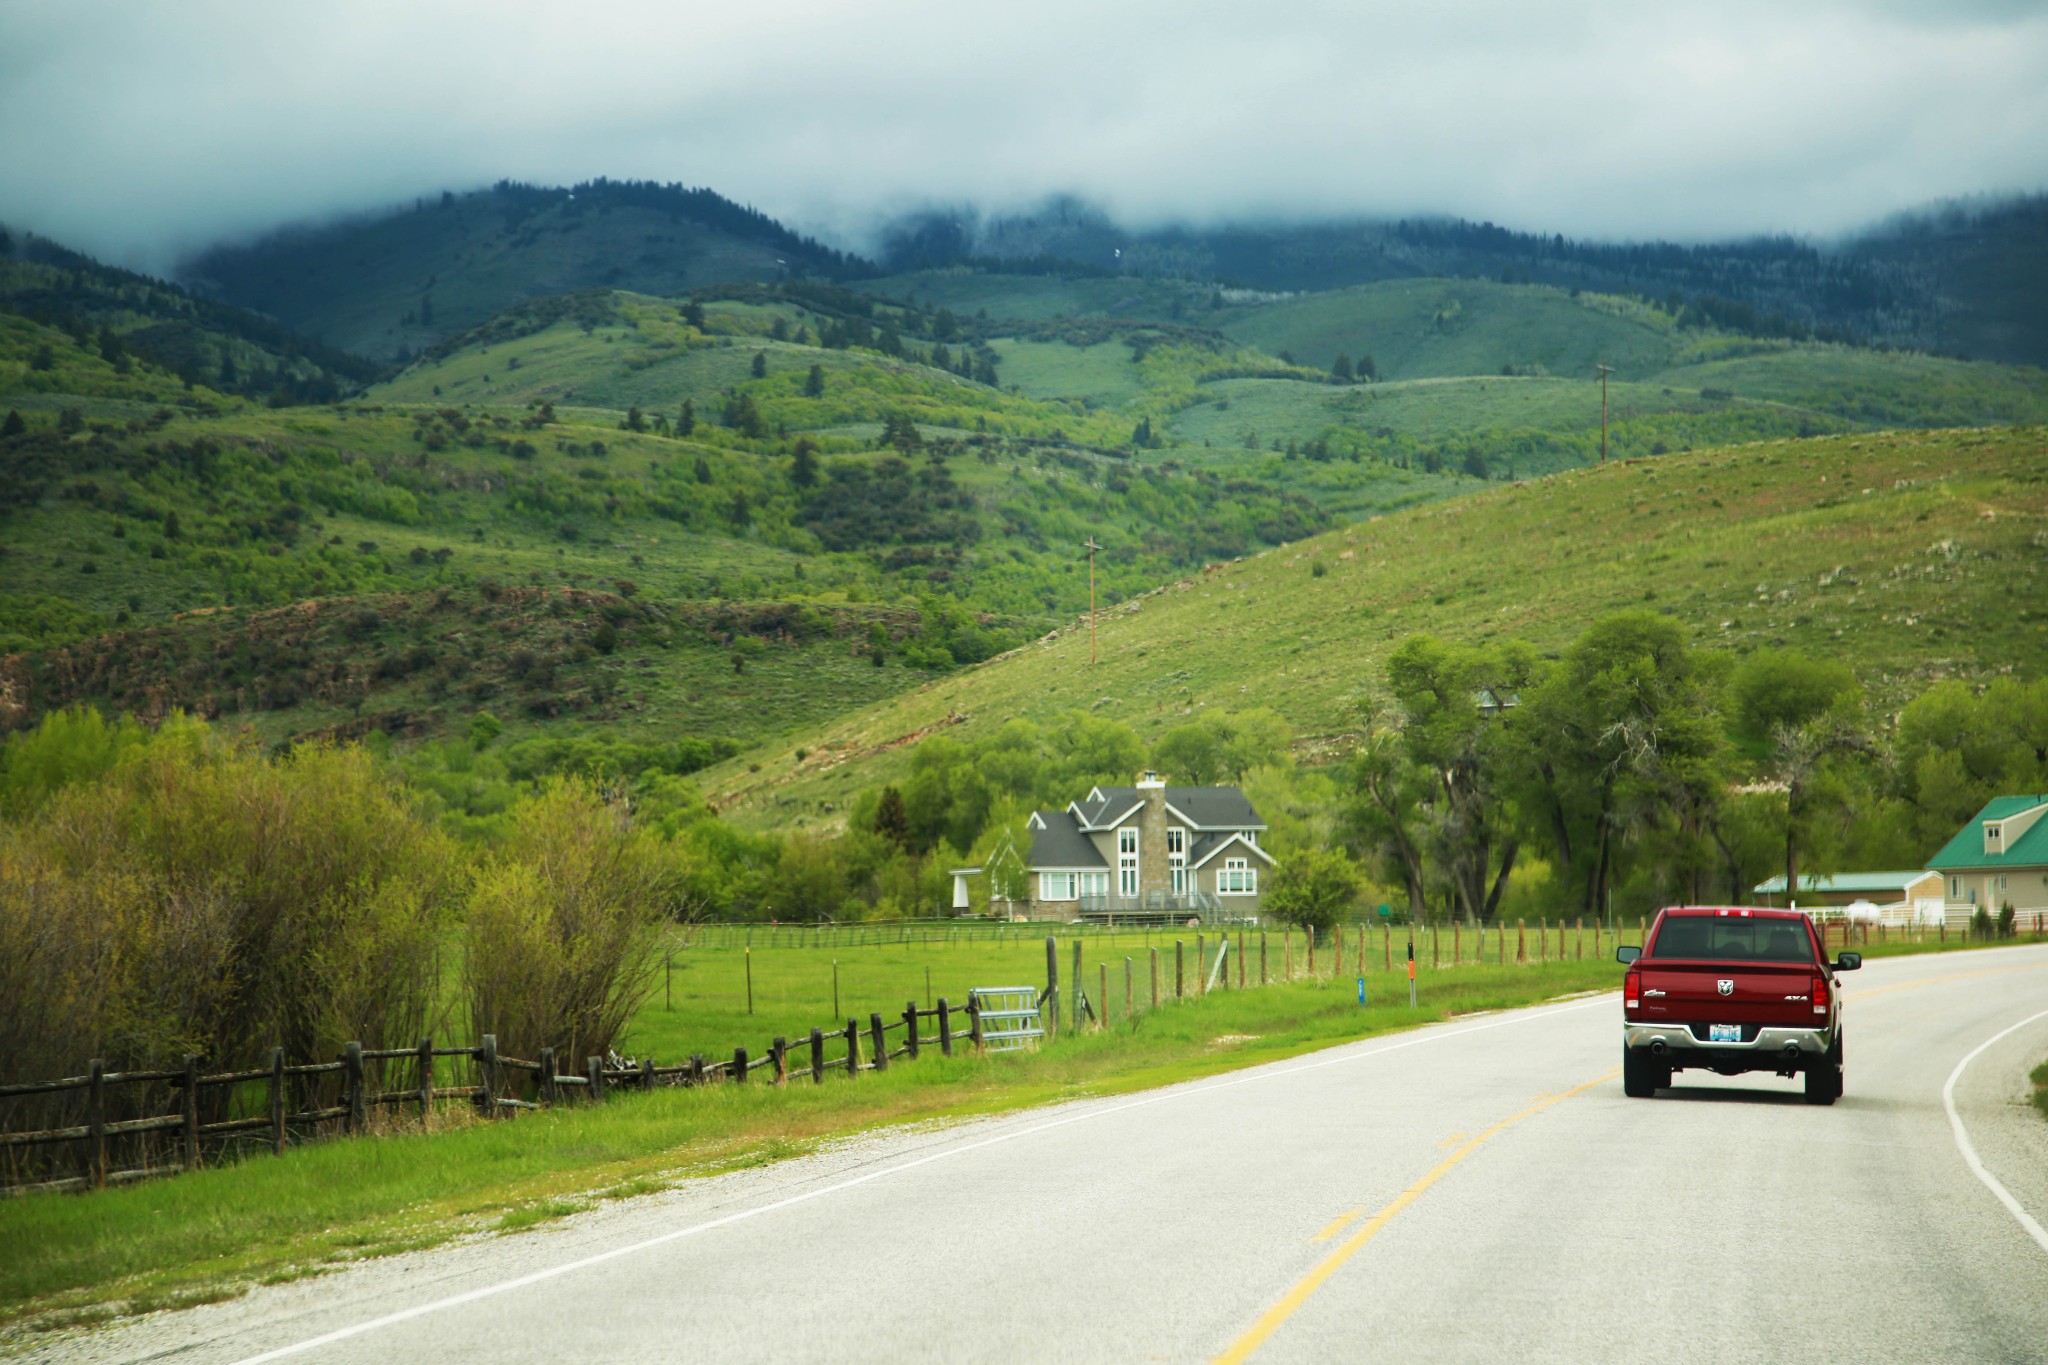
2032 1058 2048 1123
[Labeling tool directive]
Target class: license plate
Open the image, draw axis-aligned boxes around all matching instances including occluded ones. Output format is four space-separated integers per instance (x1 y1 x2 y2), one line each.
1709 1023 1742 1043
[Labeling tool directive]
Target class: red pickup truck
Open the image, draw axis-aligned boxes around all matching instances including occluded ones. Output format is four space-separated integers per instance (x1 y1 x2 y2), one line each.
1616 906 1861 1104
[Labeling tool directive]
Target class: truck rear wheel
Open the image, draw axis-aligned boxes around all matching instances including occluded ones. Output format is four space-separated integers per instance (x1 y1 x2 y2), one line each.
1803 1037 1842 1105
1622 1047 1660 1098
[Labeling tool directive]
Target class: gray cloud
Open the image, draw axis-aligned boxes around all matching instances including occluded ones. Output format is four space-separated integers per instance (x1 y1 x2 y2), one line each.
2 0 2045 273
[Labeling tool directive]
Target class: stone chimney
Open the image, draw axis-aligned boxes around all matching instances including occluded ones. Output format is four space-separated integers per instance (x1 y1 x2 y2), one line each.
1137 770 1168 898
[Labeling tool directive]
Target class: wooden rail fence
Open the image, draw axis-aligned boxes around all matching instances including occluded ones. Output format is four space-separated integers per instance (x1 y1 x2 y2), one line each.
0 995 990 1196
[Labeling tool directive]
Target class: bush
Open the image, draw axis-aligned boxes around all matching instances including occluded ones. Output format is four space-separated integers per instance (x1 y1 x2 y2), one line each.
0 725 457 1083
464 779 676 1065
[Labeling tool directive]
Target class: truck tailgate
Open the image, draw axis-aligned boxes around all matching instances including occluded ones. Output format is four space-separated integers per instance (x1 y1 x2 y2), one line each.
1636 962 1816 1027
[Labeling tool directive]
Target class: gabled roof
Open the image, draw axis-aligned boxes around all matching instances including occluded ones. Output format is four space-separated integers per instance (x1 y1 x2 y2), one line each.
1025 810 1108 870
1927 795 2048 871
1751 871 1939 895
1071 785 1265 831
1190 831 1277 869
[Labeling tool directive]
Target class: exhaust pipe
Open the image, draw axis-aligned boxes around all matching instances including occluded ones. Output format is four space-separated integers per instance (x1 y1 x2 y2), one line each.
1650 1039 1668 1057
1784 1042 1802 1063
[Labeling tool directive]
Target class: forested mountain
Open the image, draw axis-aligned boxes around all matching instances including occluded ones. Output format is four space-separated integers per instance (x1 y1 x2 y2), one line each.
182 180 874 362
878 194 2048 368
0 228 377 405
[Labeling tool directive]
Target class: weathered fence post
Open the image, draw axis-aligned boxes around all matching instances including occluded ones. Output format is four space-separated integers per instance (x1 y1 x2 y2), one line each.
1283 932 1292 981
1576 918 1585 961
732 1047 749 1084
1242 932 1251 989
773 1037 789 1085
477 1035 499 1117
937 1000 953 1057
1044 937 1059 1040
1073 940 1084 1033
1175 940 1185 998
417 1037 433 1125
1453 923 1460 968
85 1059 107 1190
1099 963 1109 1027
870 1015 888 1071
586 1056 606 1103
1263 932 1270 985
344 1042 367 1135
640 1058 656 1092
1150 949 1160 1008
1307 927 1315 977
1126 957 1135 1019
1383 925 1391 972
1197 935 1206 996
810 1028 826 1083
968 996 984 1051
539 1048 558 1107
845 1019 860 1075
181 1054 201 1171
904 1003 920 1060
269 1047 287 1156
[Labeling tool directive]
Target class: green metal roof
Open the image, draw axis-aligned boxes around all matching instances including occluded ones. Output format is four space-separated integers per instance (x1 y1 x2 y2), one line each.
1751 871 1936 895
1925 795 2048 871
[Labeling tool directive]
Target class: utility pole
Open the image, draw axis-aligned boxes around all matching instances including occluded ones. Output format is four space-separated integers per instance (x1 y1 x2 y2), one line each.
1083 536 1101 665
1596 363 1614 464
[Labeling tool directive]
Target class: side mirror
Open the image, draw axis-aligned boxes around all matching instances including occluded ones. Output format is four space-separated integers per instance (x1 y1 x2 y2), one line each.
1616 945 1641 964
1833 952 1861 972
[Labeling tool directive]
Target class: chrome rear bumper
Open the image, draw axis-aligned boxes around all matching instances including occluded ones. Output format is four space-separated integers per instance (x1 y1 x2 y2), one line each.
1624 1022 1829 1056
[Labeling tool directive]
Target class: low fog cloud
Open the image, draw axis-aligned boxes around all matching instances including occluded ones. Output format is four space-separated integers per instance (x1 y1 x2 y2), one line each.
2 0 2045 271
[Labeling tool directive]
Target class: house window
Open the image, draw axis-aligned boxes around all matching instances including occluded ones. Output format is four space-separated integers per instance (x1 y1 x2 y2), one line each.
1168 828 1187 895
1218 857 1256 895
1245 830 1258 848
1950 876 1961 901
1080 871 1108 899
1039 873 1078 902
1118 827 1139 898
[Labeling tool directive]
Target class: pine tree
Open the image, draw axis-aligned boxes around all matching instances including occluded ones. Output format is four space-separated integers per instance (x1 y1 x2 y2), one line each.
29 344 53 372
693 455 713 484
682 299 705 330
1331 353 1354 382
1 409 25 438
751 351 767 379
678 399 695 435
874 786 912 851
1357 353 1378 381
804 363 825 398
791 437 819 488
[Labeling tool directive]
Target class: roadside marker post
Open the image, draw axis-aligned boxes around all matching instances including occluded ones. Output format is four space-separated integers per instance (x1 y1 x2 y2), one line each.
1357 977 1366 1007
1407 936 1417 1009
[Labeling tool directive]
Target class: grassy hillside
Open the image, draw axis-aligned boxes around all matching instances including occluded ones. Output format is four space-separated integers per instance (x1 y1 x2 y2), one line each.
184 181 867 362
700 425 2048 827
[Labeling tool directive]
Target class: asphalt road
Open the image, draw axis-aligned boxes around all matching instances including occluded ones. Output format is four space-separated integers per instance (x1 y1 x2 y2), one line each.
32 943 2048 1365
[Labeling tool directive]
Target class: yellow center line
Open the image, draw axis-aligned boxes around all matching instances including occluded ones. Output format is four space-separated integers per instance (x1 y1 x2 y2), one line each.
1311 1209 1365 1243
1434 1130 1469 1150
1213 1068 1619 1365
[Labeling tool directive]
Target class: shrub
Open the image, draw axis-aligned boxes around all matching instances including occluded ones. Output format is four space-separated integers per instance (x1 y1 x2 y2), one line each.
0 726 457 1084
464 779 676 1065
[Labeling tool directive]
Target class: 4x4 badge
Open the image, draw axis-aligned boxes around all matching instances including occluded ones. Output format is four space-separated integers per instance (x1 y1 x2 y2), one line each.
1716 979 1735 996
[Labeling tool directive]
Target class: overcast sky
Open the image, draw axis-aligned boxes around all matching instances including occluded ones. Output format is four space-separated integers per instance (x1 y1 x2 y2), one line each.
3 0 2045 273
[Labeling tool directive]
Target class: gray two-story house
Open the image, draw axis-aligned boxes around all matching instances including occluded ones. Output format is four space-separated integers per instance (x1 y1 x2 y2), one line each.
1014 771 1274 922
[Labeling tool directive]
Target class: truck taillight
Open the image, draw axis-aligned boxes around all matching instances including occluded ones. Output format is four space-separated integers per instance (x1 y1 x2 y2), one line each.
1625 967 1641 1014
1811 972 1830 1015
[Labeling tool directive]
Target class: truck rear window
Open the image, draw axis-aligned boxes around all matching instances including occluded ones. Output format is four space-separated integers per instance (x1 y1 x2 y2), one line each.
1650 917 1812 963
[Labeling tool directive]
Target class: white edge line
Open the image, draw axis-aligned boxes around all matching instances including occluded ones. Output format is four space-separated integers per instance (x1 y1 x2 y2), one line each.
225 994 1613 1364
1941 1006 2048 1257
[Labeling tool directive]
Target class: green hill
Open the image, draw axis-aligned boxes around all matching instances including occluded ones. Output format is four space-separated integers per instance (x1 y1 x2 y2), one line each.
0 236 375 406
183 180 869 362
698 425 2048 828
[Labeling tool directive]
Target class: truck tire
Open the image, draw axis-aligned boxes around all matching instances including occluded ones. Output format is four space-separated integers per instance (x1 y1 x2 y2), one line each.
1622 1047 1659 1098
1803 1037 1842 1105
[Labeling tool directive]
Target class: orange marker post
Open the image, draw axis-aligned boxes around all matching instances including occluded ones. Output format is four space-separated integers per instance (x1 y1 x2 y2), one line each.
1407 936 1417 1009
